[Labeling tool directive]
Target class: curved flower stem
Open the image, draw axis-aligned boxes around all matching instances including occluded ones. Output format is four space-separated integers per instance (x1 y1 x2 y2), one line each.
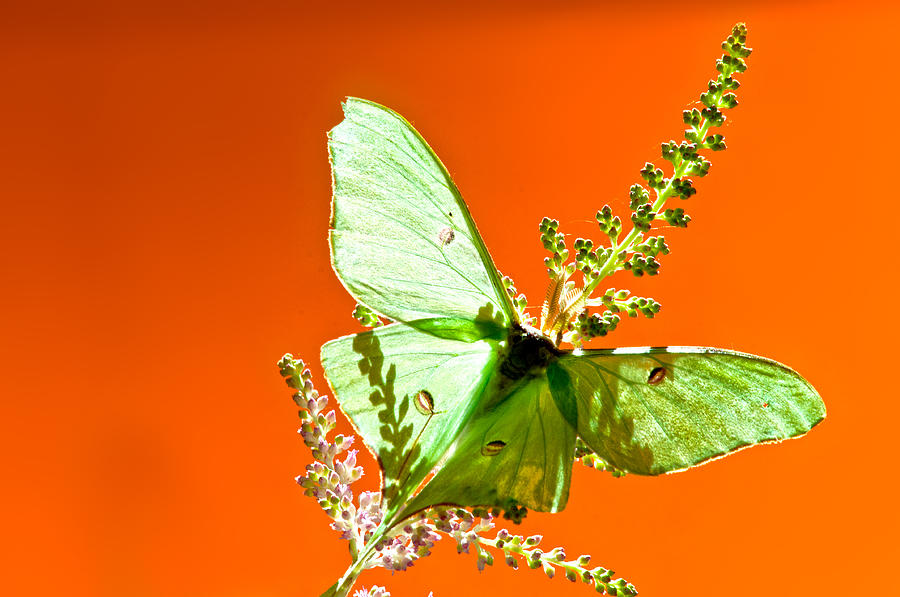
329 518 394 597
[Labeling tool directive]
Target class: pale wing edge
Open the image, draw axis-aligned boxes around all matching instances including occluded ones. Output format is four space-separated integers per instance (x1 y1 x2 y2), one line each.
574 344 824 402
561 346 826 475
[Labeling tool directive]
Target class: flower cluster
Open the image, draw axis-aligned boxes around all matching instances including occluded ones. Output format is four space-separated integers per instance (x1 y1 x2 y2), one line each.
574 438 626 478
279 354 445 571
502 274 535 326
534 23 752 346
353 304 385 328
476 529 637 596
353 586 390 597
278 354 378 555
374 511 442 571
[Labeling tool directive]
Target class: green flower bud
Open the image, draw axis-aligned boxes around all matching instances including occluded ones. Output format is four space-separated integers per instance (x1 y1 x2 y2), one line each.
682 108 702 127
704 134 726 151
701 105 726 127
629 184 650 209
352 304 383 328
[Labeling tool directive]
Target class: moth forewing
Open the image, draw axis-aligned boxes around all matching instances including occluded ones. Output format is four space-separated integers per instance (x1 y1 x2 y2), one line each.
327 97 516 326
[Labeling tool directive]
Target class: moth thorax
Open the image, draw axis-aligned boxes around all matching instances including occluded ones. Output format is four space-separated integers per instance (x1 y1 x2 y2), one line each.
500 323 560 380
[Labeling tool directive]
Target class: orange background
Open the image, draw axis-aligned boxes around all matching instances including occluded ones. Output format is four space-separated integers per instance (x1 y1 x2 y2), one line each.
2 2 898 596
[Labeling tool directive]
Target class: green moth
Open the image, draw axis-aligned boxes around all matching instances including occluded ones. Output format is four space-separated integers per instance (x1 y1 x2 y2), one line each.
321 97 825 526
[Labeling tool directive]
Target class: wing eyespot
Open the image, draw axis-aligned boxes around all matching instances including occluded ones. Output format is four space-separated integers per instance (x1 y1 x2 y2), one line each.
647 366 667 385
482 440 506 456
438 226 455 246
414 390 436 416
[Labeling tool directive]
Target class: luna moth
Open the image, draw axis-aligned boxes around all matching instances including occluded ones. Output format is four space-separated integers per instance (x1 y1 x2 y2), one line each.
321 97 825 528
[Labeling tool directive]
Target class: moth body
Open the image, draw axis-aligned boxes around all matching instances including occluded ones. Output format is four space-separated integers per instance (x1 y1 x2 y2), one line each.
500 323 560 381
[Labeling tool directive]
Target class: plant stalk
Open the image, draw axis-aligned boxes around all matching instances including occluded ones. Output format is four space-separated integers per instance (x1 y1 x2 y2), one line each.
325 518 393 597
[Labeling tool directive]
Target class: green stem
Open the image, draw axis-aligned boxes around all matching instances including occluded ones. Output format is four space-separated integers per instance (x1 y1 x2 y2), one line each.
576 109 721 308
395 413 433 489
576 61 743 313
475 535 627 593
328 519 392 597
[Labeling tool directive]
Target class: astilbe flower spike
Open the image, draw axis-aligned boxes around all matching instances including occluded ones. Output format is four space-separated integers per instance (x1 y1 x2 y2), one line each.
536 23 752 348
